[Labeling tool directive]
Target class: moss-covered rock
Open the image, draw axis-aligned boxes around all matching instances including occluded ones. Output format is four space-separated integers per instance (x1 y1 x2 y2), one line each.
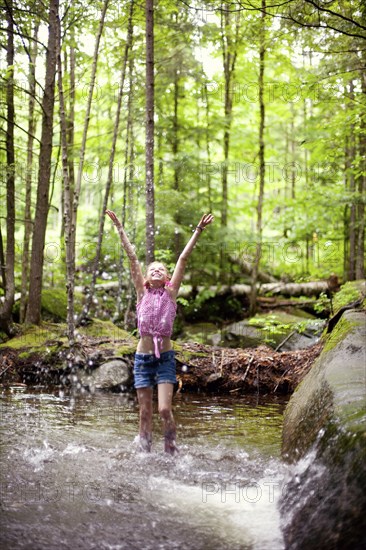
0 319 138 376
41 288 84 321
221 310 323 350
177 322 222 346
78 318 134 341
280 309 366 550
0 323 66 357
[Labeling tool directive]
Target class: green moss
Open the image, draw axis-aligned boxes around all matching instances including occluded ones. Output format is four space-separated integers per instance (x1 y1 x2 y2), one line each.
114 343 138 355
78 318 135 341
0 323 67 362
41 288 84 321
18 351 31 359
172 341 183 352
323 315 358 354
174 347 208 364
251 310 311 327
0 326 60 350
0 318 212 367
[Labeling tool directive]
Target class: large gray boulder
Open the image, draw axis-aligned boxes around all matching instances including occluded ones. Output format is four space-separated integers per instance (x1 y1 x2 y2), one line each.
78 358 133 391
280 309 366 550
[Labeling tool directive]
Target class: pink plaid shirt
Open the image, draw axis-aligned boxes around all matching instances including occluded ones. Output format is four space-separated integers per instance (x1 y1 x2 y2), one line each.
136 287 177 357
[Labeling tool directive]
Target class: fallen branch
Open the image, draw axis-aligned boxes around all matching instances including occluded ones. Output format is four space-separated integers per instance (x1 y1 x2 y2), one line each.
275 330 296 352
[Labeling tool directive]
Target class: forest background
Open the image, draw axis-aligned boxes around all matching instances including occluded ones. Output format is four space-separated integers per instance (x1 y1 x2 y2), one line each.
0 0 365 346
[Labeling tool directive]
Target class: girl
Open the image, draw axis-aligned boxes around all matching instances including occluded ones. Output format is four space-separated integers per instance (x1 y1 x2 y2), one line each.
105 210 214 455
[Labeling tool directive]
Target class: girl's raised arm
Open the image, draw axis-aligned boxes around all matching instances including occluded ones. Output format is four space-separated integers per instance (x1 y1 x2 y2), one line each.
105 210 145 300
169 213 214 297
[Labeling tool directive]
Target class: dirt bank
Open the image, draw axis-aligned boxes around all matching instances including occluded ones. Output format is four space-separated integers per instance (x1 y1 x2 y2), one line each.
0 320 322 394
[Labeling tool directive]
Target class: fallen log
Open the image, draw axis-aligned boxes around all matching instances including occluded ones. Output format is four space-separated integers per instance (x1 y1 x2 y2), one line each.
178 281 329 299
74 280 329 299
257 297 317 308
260 281 329 297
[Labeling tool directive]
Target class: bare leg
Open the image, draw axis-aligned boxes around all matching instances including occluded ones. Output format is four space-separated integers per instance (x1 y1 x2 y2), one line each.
158 383 178 455
136 387 153 451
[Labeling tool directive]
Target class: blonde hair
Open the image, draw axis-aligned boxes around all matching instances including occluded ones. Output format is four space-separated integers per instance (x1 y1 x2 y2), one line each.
144 261 172 288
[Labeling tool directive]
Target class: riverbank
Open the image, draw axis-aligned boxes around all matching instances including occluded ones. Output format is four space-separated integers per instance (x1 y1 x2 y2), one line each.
0 318 322 395
1 280 364 395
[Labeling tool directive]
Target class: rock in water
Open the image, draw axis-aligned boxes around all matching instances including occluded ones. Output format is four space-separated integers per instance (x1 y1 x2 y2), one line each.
79 358 132 391
280 309 366 550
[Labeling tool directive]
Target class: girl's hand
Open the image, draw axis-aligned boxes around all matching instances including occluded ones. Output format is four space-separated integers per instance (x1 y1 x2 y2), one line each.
197 213 214 230
105 210 122 230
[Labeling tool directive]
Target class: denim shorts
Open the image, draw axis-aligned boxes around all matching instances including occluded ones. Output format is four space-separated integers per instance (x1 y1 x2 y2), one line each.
133 350 177 389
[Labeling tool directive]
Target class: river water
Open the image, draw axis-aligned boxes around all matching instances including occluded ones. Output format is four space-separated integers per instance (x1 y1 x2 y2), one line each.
1 386 289 550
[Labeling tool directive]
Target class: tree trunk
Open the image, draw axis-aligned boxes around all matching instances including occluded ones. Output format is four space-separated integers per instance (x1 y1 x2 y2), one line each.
84 0 135 319
56 5 77 346
343 133 350 279
348 80 356 281
355 62 366 279
145 0 155 264
220 2 240 229
0 0 16 335
172 61 182 260
74 0 109 214
25 0 58 325
57 0 108 329
250 0 266 316
203 80 213 212
119 54 137 325
0 225 6 291
20 21 40 323
290 104 296 199
67 30 76 200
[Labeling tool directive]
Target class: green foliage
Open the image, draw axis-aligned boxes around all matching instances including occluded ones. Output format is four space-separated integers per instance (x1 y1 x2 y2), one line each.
333 282 365 314
314 292 331 315
191 287 216 309
249 313 314 345
176 296 189 307
248 315 288 345
2 0 365 329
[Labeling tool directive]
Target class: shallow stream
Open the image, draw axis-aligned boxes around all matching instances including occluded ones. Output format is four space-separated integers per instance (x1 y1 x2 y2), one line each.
1 386 290 549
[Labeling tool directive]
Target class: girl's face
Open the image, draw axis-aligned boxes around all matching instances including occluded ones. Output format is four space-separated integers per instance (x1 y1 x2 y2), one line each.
146 262 169 287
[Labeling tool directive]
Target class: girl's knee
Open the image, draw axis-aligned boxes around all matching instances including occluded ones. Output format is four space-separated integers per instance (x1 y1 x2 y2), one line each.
158 405 172 420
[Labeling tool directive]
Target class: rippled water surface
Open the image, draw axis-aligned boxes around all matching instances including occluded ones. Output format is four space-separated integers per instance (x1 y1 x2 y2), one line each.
0 386 289 549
